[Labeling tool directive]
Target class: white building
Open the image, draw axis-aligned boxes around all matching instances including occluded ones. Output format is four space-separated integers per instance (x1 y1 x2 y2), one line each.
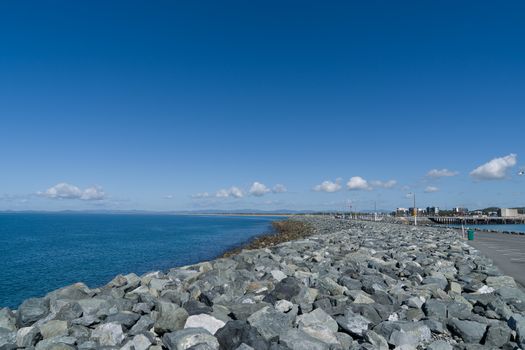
499 208 519 217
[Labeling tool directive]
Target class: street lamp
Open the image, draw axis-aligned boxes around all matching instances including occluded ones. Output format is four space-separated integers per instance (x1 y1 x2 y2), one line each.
408 192 417 226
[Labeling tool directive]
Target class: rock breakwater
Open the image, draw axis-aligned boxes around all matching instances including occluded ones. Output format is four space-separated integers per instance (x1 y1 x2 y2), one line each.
1 217 525 349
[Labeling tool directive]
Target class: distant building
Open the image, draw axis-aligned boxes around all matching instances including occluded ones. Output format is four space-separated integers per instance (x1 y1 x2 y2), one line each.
396 208 409 216
499 208 519 217
453 207 468 215
426 207 439 215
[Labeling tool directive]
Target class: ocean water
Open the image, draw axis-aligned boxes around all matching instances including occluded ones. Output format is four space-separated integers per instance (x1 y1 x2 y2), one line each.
454 224 525 234
0 213 281 308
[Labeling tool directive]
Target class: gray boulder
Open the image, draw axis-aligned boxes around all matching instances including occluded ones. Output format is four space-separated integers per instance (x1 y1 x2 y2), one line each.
34 336 76 350
214 320 268 350
0 328 16 350
16 326 41 347
39 320 68 339
0 309 16 332
91 322 125 346
247 306 292 341
129 314 155 335
336 309 370 337
104 311 140 329
120 334 152 350
17 298 49 327
447 318 487 344
279 329 330 350
163 328 219 350
154 301 189 334
484 323 511 347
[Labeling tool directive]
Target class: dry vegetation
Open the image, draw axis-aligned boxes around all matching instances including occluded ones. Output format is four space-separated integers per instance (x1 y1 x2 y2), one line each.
221 220 313 258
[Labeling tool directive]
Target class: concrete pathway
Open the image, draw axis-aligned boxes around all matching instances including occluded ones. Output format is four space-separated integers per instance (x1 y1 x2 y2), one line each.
467 229 525 288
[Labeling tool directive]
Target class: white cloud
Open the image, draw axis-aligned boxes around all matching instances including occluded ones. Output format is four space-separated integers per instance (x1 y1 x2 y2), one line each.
272 184 287 193
313 179 342 193
426 169 459 178
370 179 397 189
470 153 517 180
38 183 106 201
249 182 271 196
424 186 439 193
216 186 244 198
346 176 371 191
80 186 106 200
191 192 210 198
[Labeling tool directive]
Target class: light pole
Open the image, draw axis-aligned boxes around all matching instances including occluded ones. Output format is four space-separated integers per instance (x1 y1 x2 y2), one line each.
408 192 417 226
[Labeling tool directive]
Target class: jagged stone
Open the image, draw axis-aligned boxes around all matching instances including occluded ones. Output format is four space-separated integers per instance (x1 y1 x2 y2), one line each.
447 318 487 343
184 314 225 335
39 320 68 339
215 320 268 350
0 308 16 332
91 322 125 346
163 328 219 350
17 298 49 327
154 301 189 334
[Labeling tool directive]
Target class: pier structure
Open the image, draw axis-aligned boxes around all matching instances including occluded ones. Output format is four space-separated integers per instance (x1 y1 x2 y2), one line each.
429 216 525 225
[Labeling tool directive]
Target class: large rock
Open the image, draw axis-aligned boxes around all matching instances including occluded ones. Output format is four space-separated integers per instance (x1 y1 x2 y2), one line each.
0 328 16 350
264 277 302 302
336 309 370 337
486 276 517 289
447 318 487 344
46 283 92 303
16 326 41 347
422 299 447 321
91 322 125 346
279 329 330 350
34 336 76 350
215 320 268 350
39 320 68 339
426 340 453 350
129 314 154 335
120 334 152 350
363 330 388 350
163 328 219 350
16 298 49 327
76 298 109 316
0 308 16 332
484 323 511 347
104 311 140 329
247 306 292 341
154 301 189 334
508 314 525 346
296 308 338 344
185 314 225 335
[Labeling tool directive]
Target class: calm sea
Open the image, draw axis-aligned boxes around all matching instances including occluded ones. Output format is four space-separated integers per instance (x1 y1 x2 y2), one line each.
0 213 281 308
448 223 525 234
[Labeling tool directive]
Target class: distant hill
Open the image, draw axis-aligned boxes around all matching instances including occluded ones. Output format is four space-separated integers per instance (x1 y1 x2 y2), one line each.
0 209 314 215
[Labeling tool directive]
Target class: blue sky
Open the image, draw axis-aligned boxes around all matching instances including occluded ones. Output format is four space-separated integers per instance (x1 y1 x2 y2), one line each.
1 0 524 212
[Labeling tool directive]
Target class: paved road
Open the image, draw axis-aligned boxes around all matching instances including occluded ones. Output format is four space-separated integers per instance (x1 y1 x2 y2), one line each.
467 230 525 288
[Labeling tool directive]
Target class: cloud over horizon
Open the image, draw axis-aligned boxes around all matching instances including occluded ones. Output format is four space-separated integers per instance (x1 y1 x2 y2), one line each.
272 184 287 193
426 169 459 178
370 179 397 189
249 182 270 196
216 186 244 198
38 183 106 200
347 176 371 191
193 182 287 199
313 179 342 193
470 153 517 180
425 186 439 193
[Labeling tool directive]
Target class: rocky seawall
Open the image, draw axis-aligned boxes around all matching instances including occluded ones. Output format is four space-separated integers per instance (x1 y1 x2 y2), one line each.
1 217 525 350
